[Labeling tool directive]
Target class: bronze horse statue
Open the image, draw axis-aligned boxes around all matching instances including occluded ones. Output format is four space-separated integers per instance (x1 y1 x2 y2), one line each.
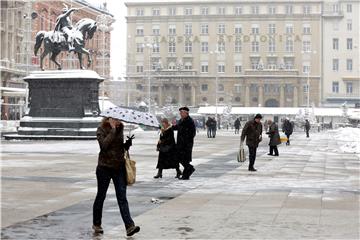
34 18 97 71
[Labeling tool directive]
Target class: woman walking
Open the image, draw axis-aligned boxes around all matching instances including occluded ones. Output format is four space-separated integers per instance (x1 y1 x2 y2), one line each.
92 117 140 237
154 118 182 179
266 119 281 156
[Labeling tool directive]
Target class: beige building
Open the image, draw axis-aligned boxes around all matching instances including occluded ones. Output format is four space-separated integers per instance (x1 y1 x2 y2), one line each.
125 0 323 108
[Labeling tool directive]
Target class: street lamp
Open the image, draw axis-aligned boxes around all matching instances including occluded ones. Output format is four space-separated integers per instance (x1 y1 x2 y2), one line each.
210 49 225 125
301 49 317 113
143 43 154 113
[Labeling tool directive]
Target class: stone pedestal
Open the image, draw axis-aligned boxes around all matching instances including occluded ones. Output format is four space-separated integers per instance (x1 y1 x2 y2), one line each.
4 70 104 140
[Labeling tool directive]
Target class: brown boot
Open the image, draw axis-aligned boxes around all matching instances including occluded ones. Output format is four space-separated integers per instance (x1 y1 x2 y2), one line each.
126 225 140 236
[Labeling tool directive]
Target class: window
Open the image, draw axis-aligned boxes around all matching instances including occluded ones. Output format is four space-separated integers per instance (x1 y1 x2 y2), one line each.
136 84 143 90
332 82 339 93
136 65 143 73
333 38 339 50
234 85 241 93
284 59 294 69
218 7 226 15
235 40 242 53
269 39 276 52
347 20 352 31
218 41 225 52
168 42 176 53
302 41 311 52
285 5 293 15
285 24 293 34
268 6 276 14
153 43 160 53
346 82 353 94
252 25 259 34
136 8 144 16
168 7 176 16
218 63 225 73
218 24 226 34
184 41 192 53
152 8 160 16
201 63 208 73
347 38 352 50
252 41 259 53
168 25 176 35
347 59 353 71
285 40 293 52
201 24 209 34
136 43 144 53
234 64 242 73
268 23 276 34
267 58 277 69
201 7 209 15
234 24 242 34
136 26 144 36
333 4 340 13
347 4 352 13
168 62 176 70
235 7 242 15
303 64 310 73
152 25 160 35
218 84 224 92
303 85 309 93
185 24 192 35
201 42 208 53
184 8 193 15
303 24 311 34
184 62 192 70
201 84 208 91
252 5 259 14
303 5 311 14
332 59 339 71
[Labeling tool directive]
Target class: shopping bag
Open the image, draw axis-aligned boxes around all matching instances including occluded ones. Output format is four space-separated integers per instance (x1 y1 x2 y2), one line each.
280 133 288 143
237 145 246 162
124 151 136 185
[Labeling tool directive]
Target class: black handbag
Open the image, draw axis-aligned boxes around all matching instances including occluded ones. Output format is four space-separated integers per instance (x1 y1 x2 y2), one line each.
159 144 171 153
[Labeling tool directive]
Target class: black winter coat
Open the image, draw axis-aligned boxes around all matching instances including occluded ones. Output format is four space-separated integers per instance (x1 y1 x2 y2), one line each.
156 127 178 169
172 116 196 159
282 120 293 135
241 120 263 148
267 122 281 146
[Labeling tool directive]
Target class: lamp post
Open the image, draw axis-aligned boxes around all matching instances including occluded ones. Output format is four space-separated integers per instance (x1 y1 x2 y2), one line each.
210 49 224 125
143 43 154 113
301 50 317 112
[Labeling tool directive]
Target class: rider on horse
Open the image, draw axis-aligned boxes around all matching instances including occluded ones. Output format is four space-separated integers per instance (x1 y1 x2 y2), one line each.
53 6 78 52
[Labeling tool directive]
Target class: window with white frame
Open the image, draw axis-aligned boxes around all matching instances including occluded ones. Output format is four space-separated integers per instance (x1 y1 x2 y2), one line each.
346 82 353 94
235 40 242 53
201 42 208 53
184 41 192 53
201 84 208 91
302 40 311 52
168 62 176 70
252 24 259 34
185 23 192 35
184 62 192 70
201 62 208 73
234 64 242 73
269 39 276 52
201 7 209 15
268 23 276 34
347 38 352 49
201 24 209 34
333 38 339 50
347 20 352 31
285 5 293 14
136 26 144 36
235 7 242 15
347 59 353 71
168 25 176 35
285 39 294 52
251 59 259 70
136 43 144 53
302 63 310 73
347 4 352 13
218 63 225 73
184 8 193 15
252 41 259 52
284 58 294 69
136 64 144 73
332 59 339 71
285 24 293 34
333 4 340 13
234 24 242 34
252 5 259 14
332 82 339 93
234 84 241 93
267 58 277 69
218 41 225 52
303 24 311 34
218 24 226 34
268 6 276 14
218 7 226 15
136 84 143 90
136 8 144 16
152 25 160 35
168 42 176 53
152 8 160 16
168 7 176 16
152 43 160 53
303 5 311 14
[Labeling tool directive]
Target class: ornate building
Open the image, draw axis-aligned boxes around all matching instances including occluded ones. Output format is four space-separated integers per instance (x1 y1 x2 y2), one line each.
125 0 323 108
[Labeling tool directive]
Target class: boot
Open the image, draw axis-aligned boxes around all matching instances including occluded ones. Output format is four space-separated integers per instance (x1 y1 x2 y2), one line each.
153 169 162 179
126 225 140 237
175 168 182 178
92 225 104 234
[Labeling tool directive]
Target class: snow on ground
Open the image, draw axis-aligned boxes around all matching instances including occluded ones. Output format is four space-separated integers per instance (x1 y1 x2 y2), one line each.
329 127 360 156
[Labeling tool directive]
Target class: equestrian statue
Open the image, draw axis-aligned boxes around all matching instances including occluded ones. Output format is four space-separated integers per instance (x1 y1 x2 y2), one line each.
34 5 97 70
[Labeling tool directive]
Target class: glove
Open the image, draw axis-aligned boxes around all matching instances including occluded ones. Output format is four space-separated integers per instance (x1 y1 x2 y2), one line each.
124 135 135 150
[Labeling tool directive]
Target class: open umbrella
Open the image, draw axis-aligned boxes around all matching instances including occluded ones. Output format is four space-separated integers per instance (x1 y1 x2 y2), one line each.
100 106 160 128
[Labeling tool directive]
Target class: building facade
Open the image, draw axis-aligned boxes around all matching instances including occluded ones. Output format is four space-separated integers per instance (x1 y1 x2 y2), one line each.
322 0 359 106
125 0 323 108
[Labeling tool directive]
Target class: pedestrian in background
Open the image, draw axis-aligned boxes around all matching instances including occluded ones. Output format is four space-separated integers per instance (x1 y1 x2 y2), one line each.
266 119 281 156
305 119 311 138
282 118 293 145
234 118 241 134
93 117 140 236
172 107 196 180
241 114 263 171
154 118 182 179
211 118 217 138
205 117 213 138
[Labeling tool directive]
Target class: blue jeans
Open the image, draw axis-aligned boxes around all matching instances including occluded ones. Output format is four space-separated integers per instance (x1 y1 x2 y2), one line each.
93 166 134 228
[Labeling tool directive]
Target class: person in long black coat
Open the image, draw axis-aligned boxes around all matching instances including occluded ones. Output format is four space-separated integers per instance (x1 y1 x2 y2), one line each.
154 118 182 179
172 107 196 180
266 120 281 156
305 119 311 138
282 118 293 145
234 118 241 134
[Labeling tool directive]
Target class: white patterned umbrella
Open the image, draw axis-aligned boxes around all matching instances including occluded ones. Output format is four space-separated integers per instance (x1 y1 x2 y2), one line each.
100 106 160 128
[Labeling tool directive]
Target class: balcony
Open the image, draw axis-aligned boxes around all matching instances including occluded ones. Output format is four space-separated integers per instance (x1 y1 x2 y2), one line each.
244 69 299 76
322 10 344 18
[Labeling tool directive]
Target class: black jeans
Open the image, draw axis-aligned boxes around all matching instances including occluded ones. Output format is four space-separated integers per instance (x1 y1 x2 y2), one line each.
269 146 279 156
248 146 257 170
306 130 310 137
207 128 212 138
93 166 134 228
235 128 240 134
178 150 194 178
285 134 290 145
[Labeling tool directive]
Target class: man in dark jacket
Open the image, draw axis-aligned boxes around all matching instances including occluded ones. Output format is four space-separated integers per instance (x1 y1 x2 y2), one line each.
282 118 293 145
234 118 241 134
205 117 213 138
305 119 311 138
267 119 281 156
172 107 196 180
241 114 263 171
